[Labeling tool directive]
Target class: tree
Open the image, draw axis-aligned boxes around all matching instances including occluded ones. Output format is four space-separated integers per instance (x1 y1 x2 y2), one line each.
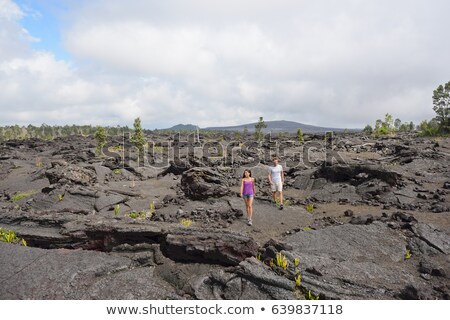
131 117 147 159
296 128 304 142
382 113 394 133
363 124 373 135
254 117 267 141
394 118 402 131
94 126 107 156
243 126 249 136
418 119 439 136
432 81 450 134
234 131 242 141
375 119 382 132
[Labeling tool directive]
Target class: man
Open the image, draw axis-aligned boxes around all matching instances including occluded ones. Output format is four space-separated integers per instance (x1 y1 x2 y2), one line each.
268 157 284 209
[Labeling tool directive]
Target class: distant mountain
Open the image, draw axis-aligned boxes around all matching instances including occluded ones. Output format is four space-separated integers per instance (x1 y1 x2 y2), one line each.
166 124 199 131
163 120 358 133
205 120 355 133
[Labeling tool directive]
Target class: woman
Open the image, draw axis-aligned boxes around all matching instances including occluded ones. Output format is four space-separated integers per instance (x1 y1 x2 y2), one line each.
240 169 256 226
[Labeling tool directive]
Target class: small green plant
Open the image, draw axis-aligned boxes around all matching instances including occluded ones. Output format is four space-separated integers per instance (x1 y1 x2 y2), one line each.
405 249 412 259
275 199 291 207
269 259 274 268
113 169 121 174
180 218 193 227
35 157 43 168
108 145 123 152
275 252 289 270
256 253 262 261
384 162 399 166
58 194 63 202
114 204 120 217
303 227 312 231
294 258 300 267
148 201 155 219
295 274 301 287
306 290 320 300
0 227 27 246
128 211 139 219
11 190 36 202
305 204 314 213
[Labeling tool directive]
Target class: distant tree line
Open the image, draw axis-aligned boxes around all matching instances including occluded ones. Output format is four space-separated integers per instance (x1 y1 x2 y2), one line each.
0 124 132 141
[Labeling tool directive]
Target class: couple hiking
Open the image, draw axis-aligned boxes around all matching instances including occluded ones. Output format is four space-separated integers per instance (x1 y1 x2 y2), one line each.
239 158 284 226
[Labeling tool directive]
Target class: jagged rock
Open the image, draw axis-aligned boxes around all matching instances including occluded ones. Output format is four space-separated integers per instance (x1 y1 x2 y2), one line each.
45 161 97 186
411 223 450 255
391 212 417 223
344 209 354 217
349 214 374 225
443 182 450 190
161 228 259 266
315 164 401 186
181 168 230 200
235 257 296 299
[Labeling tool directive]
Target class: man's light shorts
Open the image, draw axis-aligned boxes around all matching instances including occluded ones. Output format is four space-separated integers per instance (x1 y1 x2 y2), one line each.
271 182 283 192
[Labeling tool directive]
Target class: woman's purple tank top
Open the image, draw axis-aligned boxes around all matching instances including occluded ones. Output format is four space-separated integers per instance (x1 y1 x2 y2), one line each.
243 180 254 195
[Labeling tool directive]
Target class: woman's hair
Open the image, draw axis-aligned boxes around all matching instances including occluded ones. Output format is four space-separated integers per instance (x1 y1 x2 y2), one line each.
242 170 252 178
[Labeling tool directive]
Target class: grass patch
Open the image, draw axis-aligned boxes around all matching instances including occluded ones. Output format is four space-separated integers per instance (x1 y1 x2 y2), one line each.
108 145 124 152
180 219 193 227
305 290 320 300
305 204 315 213
11 190 37 202
295 274 301 287
114 204 120 217
275 252 289 270
405 249 412 259
0 227 27 246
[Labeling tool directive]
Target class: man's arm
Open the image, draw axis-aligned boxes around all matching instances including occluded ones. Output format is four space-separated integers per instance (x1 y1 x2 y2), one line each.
281 167 285 184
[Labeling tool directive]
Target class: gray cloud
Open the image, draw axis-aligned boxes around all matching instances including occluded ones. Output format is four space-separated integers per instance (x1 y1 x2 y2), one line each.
1 0 449 128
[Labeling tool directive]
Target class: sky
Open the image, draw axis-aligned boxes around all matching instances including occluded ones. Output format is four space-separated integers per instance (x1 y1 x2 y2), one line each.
1 0 449 129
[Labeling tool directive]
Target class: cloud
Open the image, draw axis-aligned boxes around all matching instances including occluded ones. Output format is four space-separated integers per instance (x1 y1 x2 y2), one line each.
1 0 450 129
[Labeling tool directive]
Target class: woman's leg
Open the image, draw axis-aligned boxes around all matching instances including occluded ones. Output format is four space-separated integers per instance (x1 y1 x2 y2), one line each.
243 197 249 217
247 197 253 221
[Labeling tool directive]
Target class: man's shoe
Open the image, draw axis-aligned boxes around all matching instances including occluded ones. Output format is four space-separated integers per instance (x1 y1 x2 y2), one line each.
248 219 253 226
279 204 284 210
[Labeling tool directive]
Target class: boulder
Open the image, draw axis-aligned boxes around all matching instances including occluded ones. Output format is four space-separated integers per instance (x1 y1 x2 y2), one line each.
181 168 229 200
45 161 97 186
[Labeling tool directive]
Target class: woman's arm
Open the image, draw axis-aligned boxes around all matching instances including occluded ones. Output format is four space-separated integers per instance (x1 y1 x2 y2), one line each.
240 178 244 197
252 178 256 196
